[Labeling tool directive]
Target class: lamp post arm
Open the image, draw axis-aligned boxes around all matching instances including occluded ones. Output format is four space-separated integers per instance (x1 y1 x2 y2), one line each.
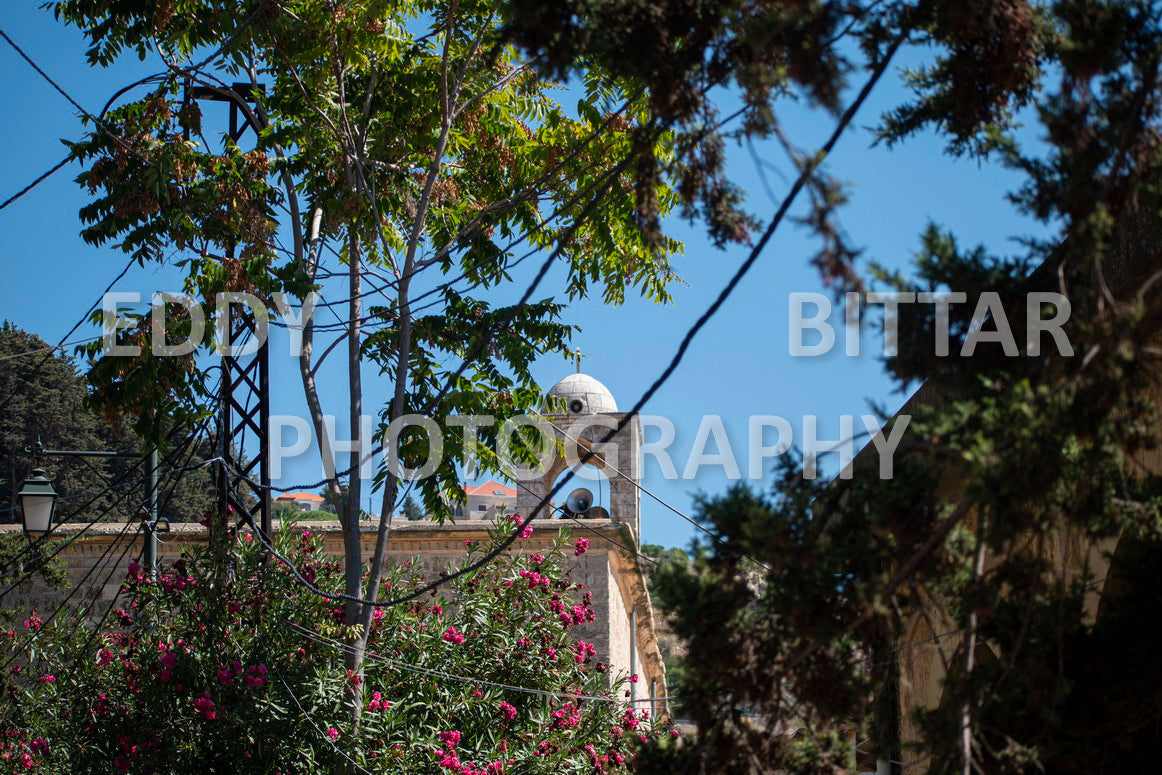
21 437 160 577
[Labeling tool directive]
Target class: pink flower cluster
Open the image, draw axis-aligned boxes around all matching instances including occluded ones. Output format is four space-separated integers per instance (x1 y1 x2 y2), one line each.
549 597 595 628
442 627 466 645
508 514 533 539
0 730 50 771
518 570 551 590
212 659 267 689
498 701 517 721
584 742 626 769
435 730 509 775
193 692 216 720
366 691 389 712
573 641 598 664
158 560 196 593
574 538 589 556
550 702 581 730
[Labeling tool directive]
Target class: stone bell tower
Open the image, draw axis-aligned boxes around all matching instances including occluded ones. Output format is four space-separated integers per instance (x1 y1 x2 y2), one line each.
513 369 642 543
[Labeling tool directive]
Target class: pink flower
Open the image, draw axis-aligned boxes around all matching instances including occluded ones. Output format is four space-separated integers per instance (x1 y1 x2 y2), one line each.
97 648 114 666
550 703 581 729
127 559 141 577
439 730 461 748
193 693 217 720
38 674 55 684
29 738 48 755
508 514 533 539
499 701 517 721
442 627 465 645
326 727 339 740
301 530 313 539
630 673 639 683
573 538 589 556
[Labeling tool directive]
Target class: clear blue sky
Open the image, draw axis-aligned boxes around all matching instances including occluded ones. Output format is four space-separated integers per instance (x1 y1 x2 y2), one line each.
0 4 1052 550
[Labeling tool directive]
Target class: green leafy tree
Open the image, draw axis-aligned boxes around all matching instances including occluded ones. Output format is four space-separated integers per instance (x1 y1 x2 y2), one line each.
501 1 1162 773
52 0 684 708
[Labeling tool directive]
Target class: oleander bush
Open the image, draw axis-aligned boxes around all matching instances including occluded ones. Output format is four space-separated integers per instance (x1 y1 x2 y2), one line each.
0 517 662 773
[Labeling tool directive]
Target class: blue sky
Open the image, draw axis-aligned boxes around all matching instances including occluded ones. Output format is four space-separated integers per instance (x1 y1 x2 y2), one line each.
0 4 1053 550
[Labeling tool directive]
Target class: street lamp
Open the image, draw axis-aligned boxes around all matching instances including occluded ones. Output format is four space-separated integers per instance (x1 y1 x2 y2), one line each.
19 439 161 575
17 467 59 535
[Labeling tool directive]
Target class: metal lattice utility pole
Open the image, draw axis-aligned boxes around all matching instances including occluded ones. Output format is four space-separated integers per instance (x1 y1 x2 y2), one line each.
185 81 272 537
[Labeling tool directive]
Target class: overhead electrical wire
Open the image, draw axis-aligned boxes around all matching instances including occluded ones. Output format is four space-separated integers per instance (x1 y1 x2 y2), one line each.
237 37 903 608
287 623 669 707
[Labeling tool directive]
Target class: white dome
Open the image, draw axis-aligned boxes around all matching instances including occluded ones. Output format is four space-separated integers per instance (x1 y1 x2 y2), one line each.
547 372 618 415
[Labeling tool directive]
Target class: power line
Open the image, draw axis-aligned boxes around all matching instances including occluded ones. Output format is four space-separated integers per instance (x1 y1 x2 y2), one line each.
506 477 659 569
0 154 72 212
0 520 140 673
0 333 105 364
537 415 772 570
0 454 150 581
238 43 897 608
0 409 219 582
275 671 378 775
287 623 665 706
58 428 211 684
376 41 902 604
0 9 264 408
0 456 216 599
0 27 166 171
3 417 214 673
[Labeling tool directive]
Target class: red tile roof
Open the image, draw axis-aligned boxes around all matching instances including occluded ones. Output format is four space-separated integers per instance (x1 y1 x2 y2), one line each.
462 480 516 497
276 492 326 502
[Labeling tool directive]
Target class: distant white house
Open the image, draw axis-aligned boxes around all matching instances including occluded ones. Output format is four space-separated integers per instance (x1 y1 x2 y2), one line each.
450 480 517 520
275 491 327 512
